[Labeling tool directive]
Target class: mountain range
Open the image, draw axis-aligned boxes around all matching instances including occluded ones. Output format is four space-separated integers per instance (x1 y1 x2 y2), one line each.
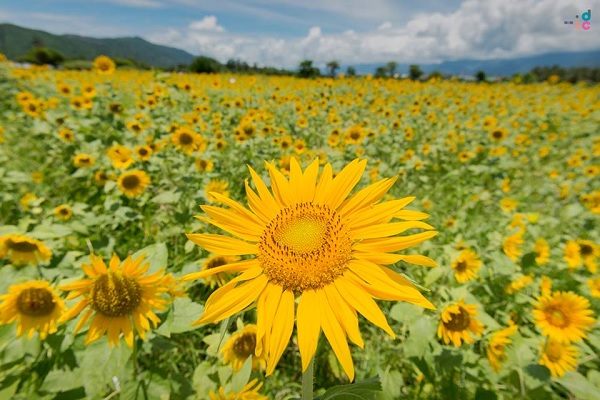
1 22 599 75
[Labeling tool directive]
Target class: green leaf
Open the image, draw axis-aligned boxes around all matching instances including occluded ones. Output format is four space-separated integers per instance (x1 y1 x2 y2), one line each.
318 377 382 400
151 190 182 204
404 317 436 358
378 369 403 400
80 340 132 398
156 297 204 336
230 355 252 393
556 371 600 400
132 242 168 272
389 302 424 324
39 369 83 393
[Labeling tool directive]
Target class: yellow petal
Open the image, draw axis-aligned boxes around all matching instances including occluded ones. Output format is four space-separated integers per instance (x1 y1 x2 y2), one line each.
256 283 283 357
296 289 321 371
325 159 367 209
182 258 260 282
245 180 276 224
353 231 438 253
347 199 415 230
399 254 439 267
248 166 281 216
186 233 258 255
323 284 363 348
209 192 265 226
338 178 400 217
320 295 355 382
395 210 430 221
265 161 294 206
350 221 435 240
266 289 295 376
313 163 333 204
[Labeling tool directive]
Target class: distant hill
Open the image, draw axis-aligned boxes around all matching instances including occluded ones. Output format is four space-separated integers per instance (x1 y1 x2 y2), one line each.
348 50 600 77
0 23 195 68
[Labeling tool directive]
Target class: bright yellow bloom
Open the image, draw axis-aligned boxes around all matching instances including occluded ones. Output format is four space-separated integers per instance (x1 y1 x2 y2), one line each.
0 280 65 339
117 170 151 198
534 238 550 265
532 291 595 343
107 144 134 169
505 274 533 294
183 158 437 380
200 255 239 288
73 154 95 168
0 234 52 266
93 55 116 75
539 339 578 378
500 198 518 212
53 204 73 220
205 180 230 203
487 323 519 372
451 250 482 283
222 324 266 372
503 230 524 262
209 379 267 400
437 299 484 347
60 253 179 347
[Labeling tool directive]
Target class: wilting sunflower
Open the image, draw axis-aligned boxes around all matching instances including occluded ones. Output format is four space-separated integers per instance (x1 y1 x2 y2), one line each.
0 234 52 266
222 324 266 372
209 379 267 400
201 255 239 288
451 250 482 283
532 291 595 343
539 339 578 377
486 323 518 373
437 299 484 347
93 55 116 75
53 204 73 221
59 253 178 347
183 158 437 380
117 170 151 198
0 280 65 339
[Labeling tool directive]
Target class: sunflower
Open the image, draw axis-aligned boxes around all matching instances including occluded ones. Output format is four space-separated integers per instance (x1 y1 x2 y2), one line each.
195 158 214 172
344 126 364 145
107 144 134 169
59 253 177 347
505 274 533 294
437 299 484 347
539 339 578 377
172 127 202 155
503 230 524 262
93 55 116 75
532 291 595 343
500 198 518 212
134 145 153 162
58 128 75 142
209 379 267 400
587 277 600 298
200 255 239 288
451 250 482 283
489 128 508 141
534 238 550 265
487 323 519 373
117 170 151 198
183 158 437 380
73 154 95 168
578 240 599 273
0 280 65 339
222 324 266 372
205 180 230 203
53 204 73 220
0 234 52 266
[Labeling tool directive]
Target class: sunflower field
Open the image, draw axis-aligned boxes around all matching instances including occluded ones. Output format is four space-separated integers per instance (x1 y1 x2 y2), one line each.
0 55 599 400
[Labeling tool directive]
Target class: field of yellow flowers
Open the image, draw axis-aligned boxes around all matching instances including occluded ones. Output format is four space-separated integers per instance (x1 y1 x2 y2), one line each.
0 55 599 400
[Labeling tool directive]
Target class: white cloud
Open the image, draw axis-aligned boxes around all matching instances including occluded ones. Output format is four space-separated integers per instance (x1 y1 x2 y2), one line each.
104 0 164 8
147 0 600 68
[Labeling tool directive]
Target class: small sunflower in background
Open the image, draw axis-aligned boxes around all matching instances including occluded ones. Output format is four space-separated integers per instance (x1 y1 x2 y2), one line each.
486 323 518 373
73 154 95 168
438 299 484 347
209 379 267 400
93 55 116 75
53 204 73 221
117 170 151 198
502 230 524 262
134 145 153 162
0 280 65 339
532 291 594 343
221 324 266 372
538 339 578 377
195 158 214 172
107 144 134 169
172 127 202 155
0 234 52 266
200 255 239 288
451 250 482 283
505 274 533 294
533 238 550 265
205 180 230 203
489 127 508 142
587 277 600 298
59 253 180 347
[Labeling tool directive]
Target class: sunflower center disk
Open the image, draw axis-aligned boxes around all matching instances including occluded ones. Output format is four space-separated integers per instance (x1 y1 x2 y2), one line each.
122 175 140 190
547 308 569 328
7 239 39 253
545 341 563 362
91 272 142 317
233 332 257 359
16 288 56 317
259 202 352 292
454 260 467 272
444 307 471 331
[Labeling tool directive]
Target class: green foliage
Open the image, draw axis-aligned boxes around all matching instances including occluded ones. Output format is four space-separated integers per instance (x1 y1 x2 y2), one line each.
298 59 321 78
476 70 487 82
17 47 64 66
189 55 223 74
409 64 424 80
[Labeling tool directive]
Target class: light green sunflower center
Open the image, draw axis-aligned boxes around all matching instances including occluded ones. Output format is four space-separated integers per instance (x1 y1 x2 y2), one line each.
547 307 569 328
17 287 56 317
444 306 471 331
91 272 141 317
259 202 352 292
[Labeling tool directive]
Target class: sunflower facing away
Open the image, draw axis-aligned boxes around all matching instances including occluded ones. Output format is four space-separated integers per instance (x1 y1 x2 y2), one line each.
486 323 518 373
437 299 484 347
0 280 65 339
60 253 179 347
221 324 266 372
184 158 437 380
0 234 52 266
532 291 595 343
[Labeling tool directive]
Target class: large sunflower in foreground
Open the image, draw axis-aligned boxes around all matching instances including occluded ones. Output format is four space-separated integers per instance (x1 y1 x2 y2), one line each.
60 253 179 347
183 158 437 381
0 280 65 339
532 291 595 343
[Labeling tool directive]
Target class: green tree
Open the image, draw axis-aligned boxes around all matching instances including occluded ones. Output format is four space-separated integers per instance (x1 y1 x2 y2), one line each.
189 56 222 73
475 70 487 82
386 61 398 78
346 66 356 76
297 60 320 78
409 64 423 80
374 66 388 79
326 60 340 77
18 47 64 66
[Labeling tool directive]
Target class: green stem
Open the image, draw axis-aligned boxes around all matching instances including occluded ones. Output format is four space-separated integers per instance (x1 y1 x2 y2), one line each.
301 357 314 400
132 338 138 378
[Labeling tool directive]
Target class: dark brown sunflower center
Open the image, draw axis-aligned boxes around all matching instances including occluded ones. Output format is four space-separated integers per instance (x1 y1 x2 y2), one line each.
233 332 257 359
258 202 352 292
492 130 503 138
206 257 228 269
91 272 141 317
579 244 593 256
454 260 467 273
444 306 471 331
122 175 141 190
60 208 69 215
179 133 193 145
138 148 148 156
17 288 55 316
6 239 39 253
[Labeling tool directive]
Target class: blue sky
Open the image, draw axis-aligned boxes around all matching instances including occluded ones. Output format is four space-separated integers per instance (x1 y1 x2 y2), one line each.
1 0 599 68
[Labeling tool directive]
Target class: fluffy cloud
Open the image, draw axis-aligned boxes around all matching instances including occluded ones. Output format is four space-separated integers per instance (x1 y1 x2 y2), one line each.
147 0 600 68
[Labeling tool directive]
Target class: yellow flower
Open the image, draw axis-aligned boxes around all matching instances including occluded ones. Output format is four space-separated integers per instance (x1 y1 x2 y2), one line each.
19 192 38 211
171 127 203 155
500 198 518 212
31 171 43 183
200 255 239 288
107 144 134 169
437 299 484 347
73 154 95 168
58 128 75 142
183 158 437 380
93 55 116 75
117 170 151 198
0 234 52 266
134 145 153 162
534 238 550 265
221 324 266 372
539 339 578 378
540 275 553 296
205 180 230 203
344 125 364 145
53 204 73 220
503 230 524 262
60 253 178 347
489 128 508 142
487 324 519 372
0 280 65 339
505 274 533 294
209 379 267 400
451 250 482 283
195 158 214 172
532 291 595 343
